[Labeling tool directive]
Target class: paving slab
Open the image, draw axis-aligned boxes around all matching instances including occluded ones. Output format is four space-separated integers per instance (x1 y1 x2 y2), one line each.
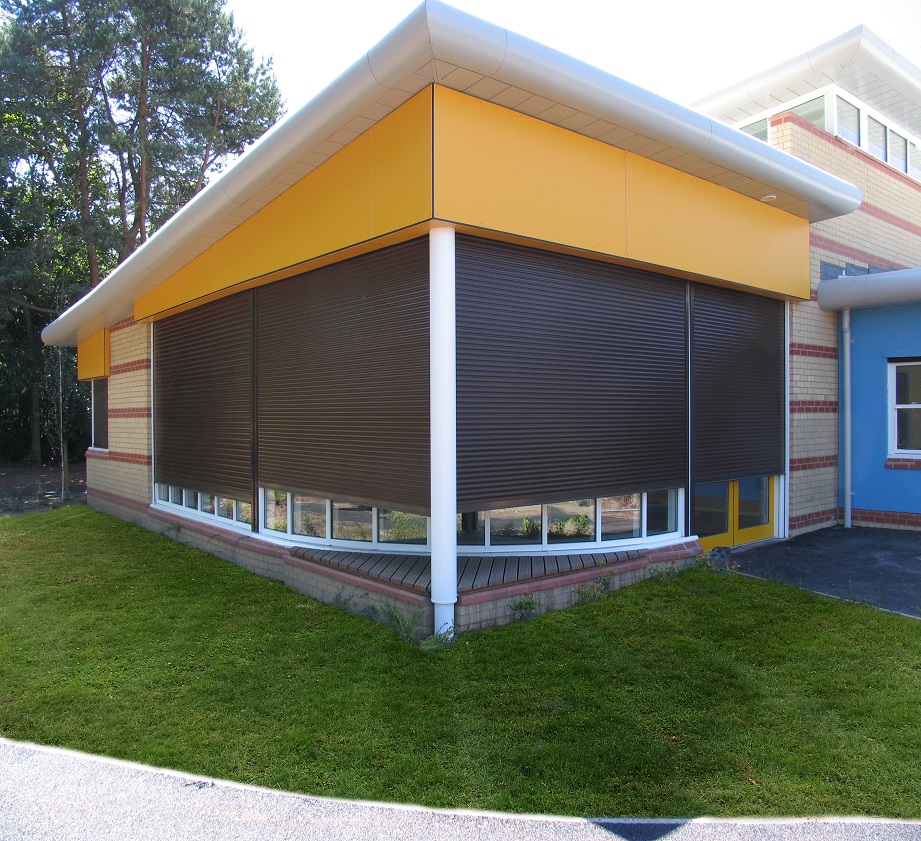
732 525 921 620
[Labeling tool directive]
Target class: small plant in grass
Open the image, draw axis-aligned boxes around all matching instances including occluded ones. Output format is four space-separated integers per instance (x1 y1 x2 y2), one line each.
332 589 354 612
420 627 454 651
574 580 607 605
365 601 424 643
649 563 679 580
508 592 541 621
690 552 716 571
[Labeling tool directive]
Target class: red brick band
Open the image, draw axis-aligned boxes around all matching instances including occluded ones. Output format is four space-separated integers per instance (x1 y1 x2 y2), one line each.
790 454 838 471
810 233 908 272
790 342 837 360
789 508 839 530
108 407 152 419
110 317 136 333
87 449 152 466
790 400 838 413
852 508 921 528
110 358 151 376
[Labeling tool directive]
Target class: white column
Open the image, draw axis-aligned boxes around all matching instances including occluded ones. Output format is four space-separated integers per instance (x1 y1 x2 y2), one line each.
429 226 457 636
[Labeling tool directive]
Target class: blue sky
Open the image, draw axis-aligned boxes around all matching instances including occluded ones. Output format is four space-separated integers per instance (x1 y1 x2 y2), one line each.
225 0 921 115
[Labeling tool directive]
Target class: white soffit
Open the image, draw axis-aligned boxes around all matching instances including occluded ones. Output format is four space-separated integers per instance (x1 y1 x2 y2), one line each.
693 25 921 139
43 0 862 347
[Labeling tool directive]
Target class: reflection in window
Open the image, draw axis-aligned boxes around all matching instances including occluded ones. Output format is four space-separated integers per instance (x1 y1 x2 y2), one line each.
457 511 486 546
548 499 595 543
264 489 288 532
600 494 641 541
740 119 768 142
868 117 887 161
378 509 427 544
333 500 372 542
293 495 326 538
737 478 770 530
694 482 729 538
217 497 234 519
489 504 541 545
790 97 825 129
235 501 252 525
201 494 216 515
647 488 678 536
836 97 860 145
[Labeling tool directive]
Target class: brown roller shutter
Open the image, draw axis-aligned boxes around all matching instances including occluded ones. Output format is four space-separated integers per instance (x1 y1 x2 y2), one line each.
154 292 254 502
257 238 430 514
690 284 785 483
455 236 688 512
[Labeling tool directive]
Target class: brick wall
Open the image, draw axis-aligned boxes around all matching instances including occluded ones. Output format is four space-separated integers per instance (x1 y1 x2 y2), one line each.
86 317 152 506
771 114 921 534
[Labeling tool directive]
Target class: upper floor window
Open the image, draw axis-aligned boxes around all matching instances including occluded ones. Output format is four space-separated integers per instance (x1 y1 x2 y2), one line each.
836 96 860 145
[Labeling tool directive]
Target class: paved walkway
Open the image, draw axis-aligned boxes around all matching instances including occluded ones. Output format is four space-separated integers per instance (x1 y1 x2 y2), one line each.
733 525 921 620
2 738 920 841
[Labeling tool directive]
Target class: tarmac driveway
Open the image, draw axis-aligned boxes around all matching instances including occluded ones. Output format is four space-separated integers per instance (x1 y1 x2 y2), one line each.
733 525 921 620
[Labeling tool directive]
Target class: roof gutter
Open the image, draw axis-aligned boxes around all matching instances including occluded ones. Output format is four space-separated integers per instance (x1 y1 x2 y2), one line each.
43 0 861 347
817 267 921 311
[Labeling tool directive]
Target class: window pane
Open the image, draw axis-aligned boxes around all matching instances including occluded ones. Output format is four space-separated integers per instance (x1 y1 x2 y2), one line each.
548 499 595 544
790 97 825 129
156 484 169 502
740 119 768 142
646 489 678 536
895 364 921 404
836 97 859 145
868 117 887 160
235 501 252 525
737 477 770 530
910 144 921 181
489 505 541 546
897 409 921 450
201 494 216 515
293 495 326 538
91 378 109 449
694 482 729 538
332 501 372 542
263 489 288 533
183 489 199 510
890 131 907 172
600 494 641 540
457 512 486 546
170 486 183 505
378 509 427 544
217 498 234 519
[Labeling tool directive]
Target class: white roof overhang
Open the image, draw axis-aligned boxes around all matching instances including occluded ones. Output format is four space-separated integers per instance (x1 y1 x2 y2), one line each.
43 0 862 347
817 267 921 311
693 25 921 139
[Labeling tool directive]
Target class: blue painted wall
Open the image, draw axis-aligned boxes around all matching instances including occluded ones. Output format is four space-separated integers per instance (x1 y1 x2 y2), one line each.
843 302 921 515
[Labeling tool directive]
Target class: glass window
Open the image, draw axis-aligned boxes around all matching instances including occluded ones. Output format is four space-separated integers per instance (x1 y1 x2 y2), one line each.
332 501 372 542
235 501 252 525
170 486 183 505
740 119 768 142
457 512 486 546
91 378 109 449
183 489 199 510
737 478 770 530
489 504 541 546
547 499 595 544
836 97 860 145
200 494 216 515
693 482 729 538
894 362 921 452
910 144 921 181
217 497 234 519
890 131 908 173
378 509 428 544
156 484 169 502
790 97 825 129
646 489 678 536
293 495 326 538
868 117 887 161
264 489 288 532
600 494 641 541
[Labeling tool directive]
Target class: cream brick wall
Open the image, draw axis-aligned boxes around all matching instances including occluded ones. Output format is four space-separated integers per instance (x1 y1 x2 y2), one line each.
771 115 921 532
86 319 152 506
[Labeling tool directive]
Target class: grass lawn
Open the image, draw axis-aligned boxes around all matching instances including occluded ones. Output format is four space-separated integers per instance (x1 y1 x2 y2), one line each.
1 506 920 818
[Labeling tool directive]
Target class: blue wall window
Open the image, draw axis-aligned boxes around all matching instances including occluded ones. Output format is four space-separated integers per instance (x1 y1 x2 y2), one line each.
891 360 921 453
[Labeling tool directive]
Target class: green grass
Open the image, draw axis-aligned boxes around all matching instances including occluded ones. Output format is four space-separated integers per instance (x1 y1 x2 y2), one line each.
2 506 920 817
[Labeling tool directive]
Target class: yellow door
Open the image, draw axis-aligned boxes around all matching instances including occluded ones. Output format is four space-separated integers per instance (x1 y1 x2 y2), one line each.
695 477 775 551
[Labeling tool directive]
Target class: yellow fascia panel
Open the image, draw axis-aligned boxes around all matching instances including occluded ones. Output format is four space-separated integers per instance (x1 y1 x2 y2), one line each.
77 328 110 380
433 86 627 256
135 90 433 321
624 154 809 299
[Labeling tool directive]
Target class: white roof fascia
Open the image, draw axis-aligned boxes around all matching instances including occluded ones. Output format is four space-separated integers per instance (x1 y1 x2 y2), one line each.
817 267 921 311
693 25 921 132
43 0 861 347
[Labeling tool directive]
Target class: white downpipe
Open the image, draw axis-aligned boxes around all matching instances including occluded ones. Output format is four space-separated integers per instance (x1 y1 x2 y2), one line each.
842 308 853 527
429 226 457 636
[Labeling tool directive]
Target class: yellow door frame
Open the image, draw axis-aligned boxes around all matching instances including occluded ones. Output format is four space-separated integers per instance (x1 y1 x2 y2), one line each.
698 477 776 551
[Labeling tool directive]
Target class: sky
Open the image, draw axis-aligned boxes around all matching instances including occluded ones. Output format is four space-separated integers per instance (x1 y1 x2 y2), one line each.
224 0 921 117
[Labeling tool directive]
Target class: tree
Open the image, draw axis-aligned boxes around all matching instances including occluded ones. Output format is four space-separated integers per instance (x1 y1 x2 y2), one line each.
0 1 283 463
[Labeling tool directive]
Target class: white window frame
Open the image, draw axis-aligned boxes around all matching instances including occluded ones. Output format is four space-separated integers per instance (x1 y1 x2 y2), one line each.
889 361 921 455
